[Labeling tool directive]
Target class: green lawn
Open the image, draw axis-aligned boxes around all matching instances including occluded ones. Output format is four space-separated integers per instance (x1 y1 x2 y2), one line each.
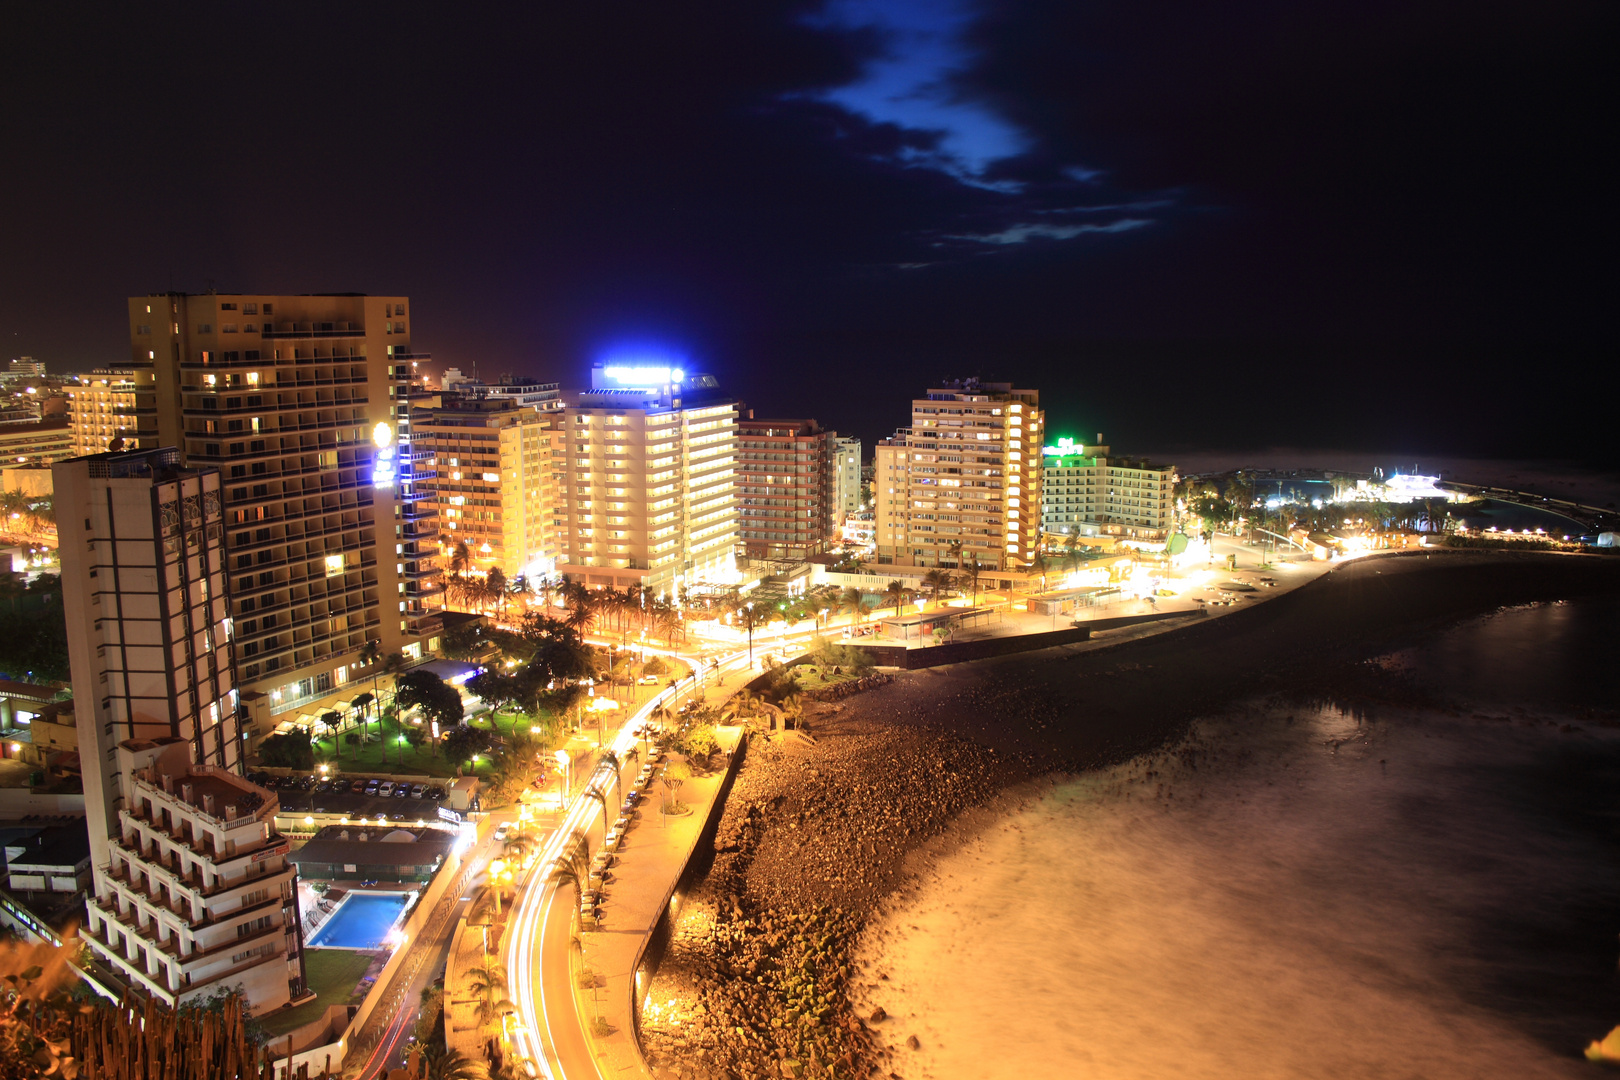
311 723 493 780
259 949 374 1036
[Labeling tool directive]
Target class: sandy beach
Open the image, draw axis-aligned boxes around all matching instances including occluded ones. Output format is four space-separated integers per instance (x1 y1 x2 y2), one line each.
641 551 1620 1080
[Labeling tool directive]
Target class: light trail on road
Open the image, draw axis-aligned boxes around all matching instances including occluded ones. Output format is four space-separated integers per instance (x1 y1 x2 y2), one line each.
505 647 752 1080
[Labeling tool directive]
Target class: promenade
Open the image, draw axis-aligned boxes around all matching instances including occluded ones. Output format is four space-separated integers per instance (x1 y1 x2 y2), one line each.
573 729 742 1078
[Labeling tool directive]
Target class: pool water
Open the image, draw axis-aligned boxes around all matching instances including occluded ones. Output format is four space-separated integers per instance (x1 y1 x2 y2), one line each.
308 892 409 949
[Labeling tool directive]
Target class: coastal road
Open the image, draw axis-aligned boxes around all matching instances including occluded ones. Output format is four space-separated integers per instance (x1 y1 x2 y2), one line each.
505 645 753 1080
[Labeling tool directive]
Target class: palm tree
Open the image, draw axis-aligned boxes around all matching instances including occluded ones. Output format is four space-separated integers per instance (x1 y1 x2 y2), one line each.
560 581 595 632
466 962 508 1002
583 788 610 834
550 859 589 923
884 579 911 617
840 586 867 627
486 566 509 618
319 710 343 759
921 568 955 609
1029 551 1050 594
599 749 623 801
422 1045 486 1080
448 539 473 580
351 691 375 739
961 554 983 606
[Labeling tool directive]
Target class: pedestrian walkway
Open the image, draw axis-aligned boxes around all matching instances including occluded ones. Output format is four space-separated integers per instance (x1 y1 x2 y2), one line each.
574 728 743 1079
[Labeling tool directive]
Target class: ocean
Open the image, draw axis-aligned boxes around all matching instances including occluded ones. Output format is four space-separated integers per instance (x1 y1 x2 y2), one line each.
854 596 1620 1079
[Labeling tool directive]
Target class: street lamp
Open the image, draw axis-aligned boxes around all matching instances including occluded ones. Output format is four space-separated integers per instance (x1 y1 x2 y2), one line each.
554 749 572 800
488 858 513 917
745 601 755 668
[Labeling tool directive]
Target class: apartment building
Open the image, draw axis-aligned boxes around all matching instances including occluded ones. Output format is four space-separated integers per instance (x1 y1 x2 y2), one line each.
875 381 1044 571
0 419 71 465
441 374 562 412
65 369 141 455
54 447 305 1011
872 430 911 561
832 436 862 523
735 418 835 561
558 365 738 595
124 293 441 724
417 398 563 580
1040 437 1176 541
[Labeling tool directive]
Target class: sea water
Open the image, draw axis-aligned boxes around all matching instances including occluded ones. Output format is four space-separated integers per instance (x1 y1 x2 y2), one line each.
855 598 1620 1079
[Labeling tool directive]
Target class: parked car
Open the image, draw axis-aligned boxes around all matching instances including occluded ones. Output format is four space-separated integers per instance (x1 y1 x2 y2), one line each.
365 779 381 794
426 786 445 800
411 784 427 799
494 822 511 842
377 781 395 797
637 674 658 685
350 780 367 793
395 784 410 798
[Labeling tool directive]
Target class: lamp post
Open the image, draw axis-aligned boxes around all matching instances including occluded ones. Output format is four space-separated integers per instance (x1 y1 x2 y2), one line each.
745 601 755 669
554 749 572 803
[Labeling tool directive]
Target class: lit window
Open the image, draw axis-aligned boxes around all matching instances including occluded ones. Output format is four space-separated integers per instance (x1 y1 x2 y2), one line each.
325 554 345 578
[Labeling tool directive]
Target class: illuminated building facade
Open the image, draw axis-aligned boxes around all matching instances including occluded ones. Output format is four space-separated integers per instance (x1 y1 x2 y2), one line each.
832 435 862 523
736 418 835 560
124 293 441 725
417 398 563 580
54 448 305 1012
65 369 141 455
1039 437 1175 541
0 419 71 466
875 381 1044 571
872 430 910 562
558 364 738 595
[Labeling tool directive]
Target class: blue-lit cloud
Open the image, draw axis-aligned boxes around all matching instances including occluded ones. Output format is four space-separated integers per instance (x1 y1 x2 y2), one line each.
946 219 1152 245
801 0 1031 185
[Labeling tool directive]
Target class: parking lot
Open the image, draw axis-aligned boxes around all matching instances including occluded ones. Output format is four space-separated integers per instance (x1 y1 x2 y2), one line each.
249 772 450 819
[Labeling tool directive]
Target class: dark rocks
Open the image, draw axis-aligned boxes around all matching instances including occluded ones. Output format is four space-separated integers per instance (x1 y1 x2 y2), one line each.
868 1006 885 1023
905 1035 921 1050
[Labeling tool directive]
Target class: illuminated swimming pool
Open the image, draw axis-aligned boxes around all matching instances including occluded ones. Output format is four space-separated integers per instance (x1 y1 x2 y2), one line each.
308 892 410 949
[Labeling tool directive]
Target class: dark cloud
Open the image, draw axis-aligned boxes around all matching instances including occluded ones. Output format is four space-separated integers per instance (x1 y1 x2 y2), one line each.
0 0 1613 464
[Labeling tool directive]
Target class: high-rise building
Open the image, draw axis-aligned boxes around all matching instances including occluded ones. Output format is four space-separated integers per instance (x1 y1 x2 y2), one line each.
875 381 1043 571
7 357 46 379
417 398 563 581
557 364 738 596
1039 437 1176 541
124 293 441 726
0 419 71 465
441 374 562 412
872 430 910 562
55 447 305 1011
65 369 141 456
735 418 835 561
832 436 862 524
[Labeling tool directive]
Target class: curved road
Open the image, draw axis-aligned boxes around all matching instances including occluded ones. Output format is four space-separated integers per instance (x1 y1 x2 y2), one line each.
507 647 755 1080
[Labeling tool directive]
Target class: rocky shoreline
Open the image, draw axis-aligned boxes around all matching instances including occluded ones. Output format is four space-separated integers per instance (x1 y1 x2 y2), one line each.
640 552 1620 1080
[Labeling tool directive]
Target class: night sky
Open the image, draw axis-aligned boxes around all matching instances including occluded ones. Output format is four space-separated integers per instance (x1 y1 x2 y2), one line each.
3 1 1614 465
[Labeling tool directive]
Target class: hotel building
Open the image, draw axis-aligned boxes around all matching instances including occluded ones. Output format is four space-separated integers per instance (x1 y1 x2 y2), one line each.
873 381 1044 571
735 418 835 561
0 419 71 466
832 436 862 524
872 430 910 561
416 397 564 579
65 369 141 456
557 365 738 595
55 447 305 1011
124 293 441 726
1039 437 1176 541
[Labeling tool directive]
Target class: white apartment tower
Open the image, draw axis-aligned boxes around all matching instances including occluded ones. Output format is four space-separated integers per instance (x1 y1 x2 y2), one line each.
1039 437 1176 540
55 448 305 1012
875 381 1043 571
558 365 738 596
